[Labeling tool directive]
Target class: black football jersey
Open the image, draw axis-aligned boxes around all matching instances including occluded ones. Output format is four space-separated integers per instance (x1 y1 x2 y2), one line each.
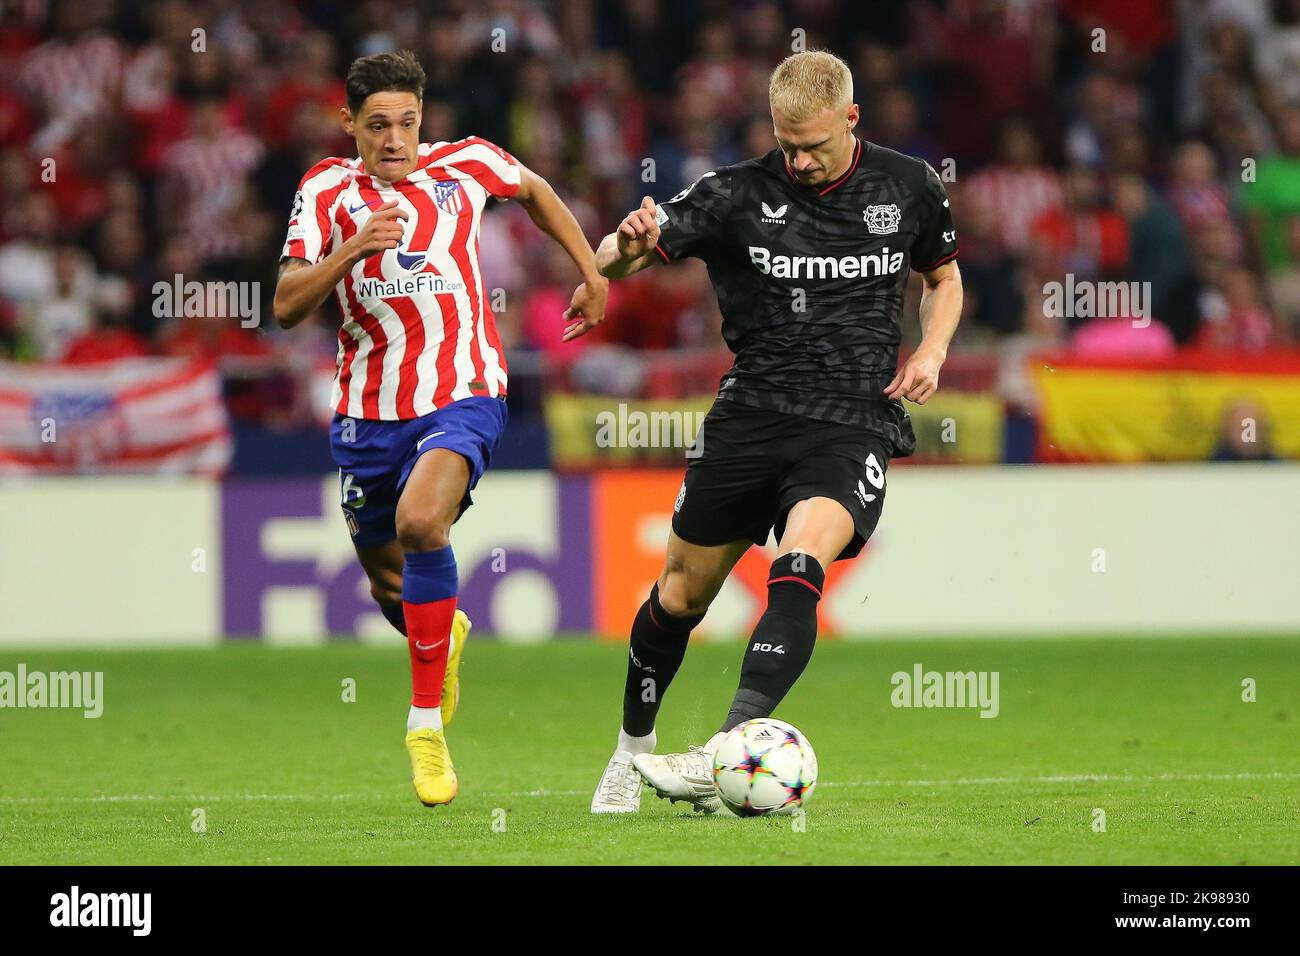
653 138 958 456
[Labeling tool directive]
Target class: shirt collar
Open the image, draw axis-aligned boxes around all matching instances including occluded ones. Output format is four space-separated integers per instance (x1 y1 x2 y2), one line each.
783 138 864 196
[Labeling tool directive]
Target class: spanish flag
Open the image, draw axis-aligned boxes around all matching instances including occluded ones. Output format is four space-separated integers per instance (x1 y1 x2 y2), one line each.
1031 352 1300 462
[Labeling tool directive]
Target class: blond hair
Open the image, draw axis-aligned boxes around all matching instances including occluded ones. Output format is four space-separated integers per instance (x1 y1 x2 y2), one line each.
768 50 853 122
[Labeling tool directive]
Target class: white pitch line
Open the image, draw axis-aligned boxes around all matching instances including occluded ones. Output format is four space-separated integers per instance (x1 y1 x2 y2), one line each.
0 771 1296 805
0 793 358 805
507 770 1300 799
820 770 1300 789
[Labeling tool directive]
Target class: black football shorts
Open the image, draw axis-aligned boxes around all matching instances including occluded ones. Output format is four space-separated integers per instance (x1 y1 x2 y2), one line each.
671 398 893 561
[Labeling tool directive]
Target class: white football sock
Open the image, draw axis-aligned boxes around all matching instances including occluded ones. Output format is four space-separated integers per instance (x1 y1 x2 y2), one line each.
616 729 655 761
703 731 727 757
407 705 443 732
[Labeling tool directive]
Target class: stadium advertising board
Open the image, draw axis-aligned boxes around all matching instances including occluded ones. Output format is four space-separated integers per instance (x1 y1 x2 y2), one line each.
544 392 1005 467
3 466 1297 646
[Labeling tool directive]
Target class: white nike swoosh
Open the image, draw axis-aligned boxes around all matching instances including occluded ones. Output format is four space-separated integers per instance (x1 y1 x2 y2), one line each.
416 431 446 450
415 640 444 651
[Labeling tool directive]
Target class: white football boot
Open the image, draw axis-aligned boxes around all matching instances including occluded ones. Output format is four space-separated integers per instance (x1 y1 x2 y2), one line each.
633 745 722 814
590 755 643 814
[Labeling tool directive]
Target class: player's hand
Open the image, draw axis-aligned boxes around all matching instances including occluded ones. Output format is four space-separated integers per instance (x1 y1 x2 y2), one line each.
350 200 409 259
615 196 661 261
562 276 609 342
884 345 944 404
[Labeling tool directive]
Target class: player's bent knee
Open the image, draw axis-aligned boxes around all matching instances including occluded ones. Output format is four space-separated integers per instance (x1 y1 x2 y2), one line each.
394 513 452 552
656 573 710 618
368 576 402 606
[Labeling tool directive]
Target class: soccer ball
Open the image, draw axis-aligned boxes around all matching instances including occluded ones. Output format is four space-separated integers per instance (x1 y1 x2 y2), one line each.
712 718 817 817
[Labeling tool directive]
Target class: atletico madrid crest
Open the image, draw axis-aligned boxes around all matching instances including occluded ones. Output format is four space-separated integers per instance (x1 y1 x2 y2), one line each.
433 180 466 216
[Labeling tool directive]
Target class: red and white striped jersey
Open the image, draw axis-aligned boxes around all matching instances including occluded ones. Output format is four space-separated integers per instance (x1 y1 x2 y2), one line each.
963 165 1063 255
164 130 266 263
281 137 520 420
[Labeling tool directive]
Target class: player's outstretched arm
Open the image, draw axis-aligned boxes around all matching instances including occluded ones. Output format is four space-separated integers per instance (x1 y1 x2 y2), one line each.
273 200 409 329
884 260 963 405
513 165 609 342
596 196 663 281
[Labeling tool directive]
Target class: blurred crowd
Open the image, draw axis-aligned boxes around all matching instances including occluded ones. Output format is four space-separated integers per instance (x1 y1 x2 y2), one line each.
0 0 1298 415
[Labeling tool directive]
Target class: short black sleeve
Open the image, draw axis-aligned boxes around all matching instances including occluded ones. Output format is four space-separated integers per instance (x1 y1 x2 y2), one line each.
910 161 958 272
654 169 732 263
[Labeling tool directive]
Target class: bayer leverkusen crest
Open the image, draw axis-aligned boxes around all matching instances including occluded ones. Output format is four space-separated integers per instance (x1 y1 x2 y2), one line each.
863 203 901 235
433 180 466 216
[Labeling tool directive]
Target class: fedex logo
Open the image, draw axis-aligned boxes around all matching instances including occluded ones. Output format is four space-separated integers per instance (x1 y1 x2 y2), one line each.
220 477 593 640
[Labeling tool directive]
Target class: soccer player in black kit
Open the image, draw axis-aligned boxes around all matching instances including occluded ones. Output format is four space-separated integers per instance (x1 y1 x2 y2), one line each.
589 51 963 814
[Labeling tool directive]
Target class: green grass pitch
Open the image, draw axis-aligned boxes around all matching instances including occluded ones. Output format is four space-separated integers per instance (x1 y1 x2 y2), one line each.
1 636 1297 865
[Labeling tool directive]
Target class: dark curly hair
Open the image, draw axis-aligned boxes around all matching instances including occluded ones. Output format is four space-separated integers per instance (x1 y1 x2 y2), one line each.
345 49 426 115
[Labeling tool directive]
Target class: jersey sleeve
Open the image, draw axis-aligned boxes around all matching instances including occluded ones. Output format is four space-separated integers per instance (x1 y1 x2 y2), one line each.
446 136 521 199
654 168 733 263
910 161 959 272
280 160 345 265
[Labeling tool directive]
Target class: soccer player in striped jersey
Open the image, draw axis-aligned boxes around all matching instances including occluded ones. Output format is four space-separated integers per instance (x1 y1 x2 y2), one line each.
274 50 607 807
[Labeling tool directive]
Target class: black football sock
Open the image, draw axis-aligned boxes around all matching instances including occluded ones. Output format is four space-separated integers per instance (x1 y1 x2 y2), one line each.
622 583 705 737
379 601 407 636
720 552 824 733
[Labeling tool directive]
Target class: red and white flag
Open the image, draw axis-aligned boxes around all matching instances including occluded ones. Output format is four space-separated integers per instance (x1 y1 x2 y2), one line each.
0 358 232 475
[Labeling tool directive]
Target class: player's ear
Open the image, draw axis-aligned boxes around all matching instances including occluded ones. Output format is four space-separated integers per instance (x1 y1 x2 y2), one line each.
846 103 860 132
340 106 355 136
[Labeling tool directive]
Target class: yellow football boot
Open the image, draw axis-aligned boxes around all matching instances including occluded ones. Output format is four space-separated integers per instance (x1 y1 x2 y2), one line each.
441 609 472 726
405 728 458 806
